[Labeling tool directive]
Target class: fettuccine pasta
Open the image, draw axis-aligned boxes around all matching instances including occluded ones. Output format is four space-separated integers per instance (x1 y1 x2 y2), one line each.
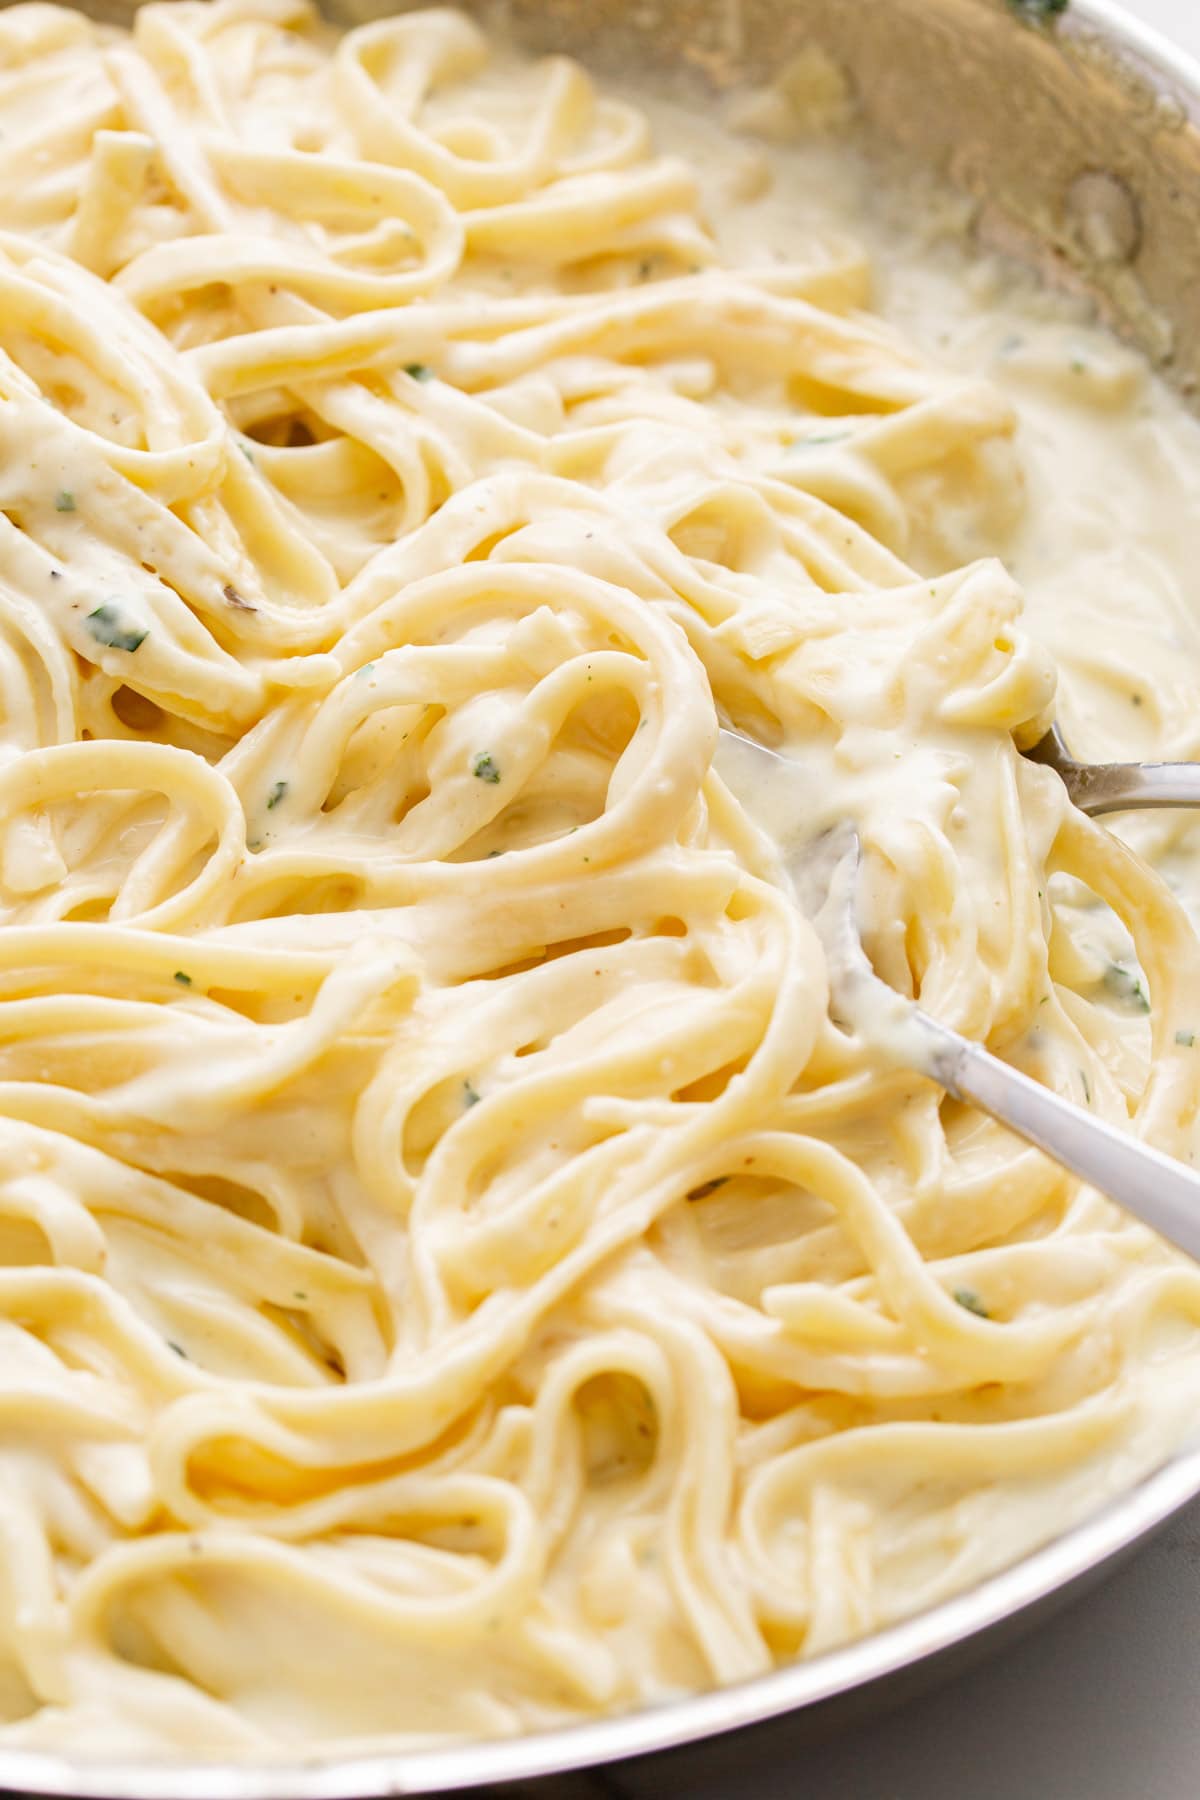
0 0 1199 1756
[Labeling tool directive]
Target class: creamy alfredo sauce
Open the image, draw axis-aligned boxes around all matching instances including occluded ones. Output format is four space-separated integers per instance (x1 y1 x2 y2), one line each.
1 0 1200 1759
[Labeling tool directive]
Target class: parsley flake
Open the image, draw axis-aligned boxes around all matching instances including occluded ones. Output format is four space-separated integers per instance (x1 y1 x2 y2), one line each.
472 752 501 784
54 490 76 513
405 362 433 382
266 780 288 810
86 604 147 653
953 1288 990 1319
463 1080 481 1107
1177 1030 1196 1048
173 970 192 986
1102 962 1150 1013
1006 0 1068 22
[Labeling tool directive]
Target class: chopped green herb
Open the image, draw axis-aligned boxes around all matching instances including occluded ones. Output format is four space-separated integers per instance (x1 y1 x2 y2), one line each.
1070 356 1088 375
167 1340 188 1358
356 662 376 679
687 1176 729 1200
238 440 255 463
794 429 850 448
293 1290 308 1302
1006 0 1068 22
463 1079 481 1107
486 848 502 858
86 604 147 653
472 752 501 784
405 362 433 381
54 490 76 513
953 1288 990 1319
1102 961 1150 1013
1080 1068 1092 1104
637 259 653 280
266 779 288 810
1131 692 1143 707
173 970 192 986
1177 1030 1196 1048
223 581 255 612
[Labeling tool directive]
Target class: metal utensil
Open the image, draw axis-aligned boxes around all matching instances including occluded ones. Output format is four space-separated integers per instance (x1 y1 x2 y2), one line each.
1025 724 1200 815
764 773 1200 1264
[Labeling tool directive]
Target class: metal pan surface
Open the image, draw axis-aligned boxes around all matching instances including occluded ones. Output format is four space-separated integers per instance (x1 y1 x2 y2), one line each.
2 0 1200 1792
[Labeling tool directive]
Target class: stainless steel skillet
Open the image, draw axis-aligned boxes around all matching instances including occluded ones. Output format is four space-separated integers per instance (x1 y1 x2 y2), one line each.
7 0 1200 1796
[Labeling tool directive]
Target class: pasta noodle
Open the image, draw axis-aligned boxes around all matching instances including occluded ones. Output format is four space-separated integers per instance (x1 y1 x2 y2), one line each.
0 0 1199 1756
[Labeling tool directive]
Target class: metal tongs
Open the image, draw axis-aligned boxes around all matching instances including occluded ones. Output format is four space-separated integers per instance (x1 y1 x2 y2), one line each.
717 726 1200 1263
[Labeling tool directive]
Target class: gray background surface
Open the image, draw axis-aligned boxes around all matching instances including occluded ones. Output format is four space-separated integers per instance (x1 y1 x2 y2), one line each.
1126 0 1200 58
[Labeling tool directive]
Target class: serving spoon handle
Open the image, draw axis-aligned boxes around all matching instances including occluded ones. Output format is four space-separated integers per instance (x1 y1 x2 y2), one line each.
1025 725 1200 815
898 1001 1200 1263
